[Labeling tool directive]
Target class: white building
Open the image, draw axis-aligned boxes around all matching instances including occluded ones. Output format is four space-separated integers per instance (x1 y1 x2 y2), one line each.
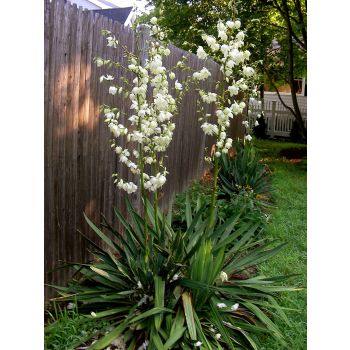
67 0 135 26
68 0 119 10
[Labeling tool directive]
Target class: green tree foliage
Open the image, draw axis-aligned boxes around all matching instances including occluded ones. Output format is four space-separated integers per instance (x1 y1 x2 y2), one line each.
141 0 307 137
141 1 238 52
142 0 306 83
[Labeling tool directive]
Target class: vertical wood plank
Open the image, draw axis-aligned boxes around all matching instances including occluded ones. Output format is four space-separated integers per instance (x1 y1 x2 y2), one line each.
44 0 52 299
71 6 83 264
271 101 277 136
77 8 88 256
51 0 65 290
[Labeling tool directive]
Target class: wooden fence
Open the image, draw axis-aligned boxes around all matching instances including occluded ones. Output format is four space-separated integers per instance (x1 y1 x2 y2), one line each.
249 98 307 138
44 0 245 298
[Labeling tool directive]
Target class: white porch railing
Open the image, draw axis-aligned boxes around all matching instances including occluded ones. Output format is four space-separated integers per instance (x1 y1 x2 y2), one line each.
248 99 307 138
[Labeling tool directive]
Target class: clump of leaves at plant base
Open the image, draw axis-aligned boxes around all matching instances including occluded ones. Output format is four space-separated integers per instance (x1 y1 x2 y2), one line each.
218 142 272 202
51 198 298 349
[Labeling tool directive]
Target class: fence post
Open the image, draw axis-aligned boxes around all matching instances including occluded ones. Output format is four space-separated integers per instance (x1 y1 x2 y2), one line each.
271 101 276 137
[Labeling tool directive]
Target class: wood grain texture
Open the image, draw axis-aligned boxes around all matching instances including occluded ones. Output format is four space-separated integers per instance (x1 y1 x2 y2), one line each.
44 0 244 299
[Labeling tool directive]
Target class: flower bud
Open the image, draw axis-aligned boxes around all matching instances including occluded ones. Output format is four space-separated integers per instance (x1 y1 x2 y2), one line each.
109 86 117 95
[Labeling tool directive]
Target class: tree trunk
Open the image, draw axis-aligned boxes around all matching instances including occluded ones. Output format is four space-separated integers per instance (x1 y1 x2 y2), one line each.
281 0 307 139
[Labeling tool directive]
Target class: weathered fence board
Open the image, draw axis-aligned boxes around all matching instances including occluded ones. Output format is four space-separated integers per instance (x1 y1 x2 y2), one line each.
44 0 238 298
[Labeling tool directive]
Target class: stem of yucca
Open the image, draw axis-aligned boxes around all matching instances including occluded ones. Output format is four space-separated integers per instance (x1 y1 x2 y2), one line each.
153 160 160 236
139 146 149 264
137 93 149 264
208 127 221 230
207 75 226 230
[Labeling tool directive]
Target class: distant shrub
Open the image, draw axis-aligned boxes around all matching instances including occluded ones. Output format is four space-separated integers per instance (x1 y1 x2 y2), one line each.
290 120 305 141
253 112 268 139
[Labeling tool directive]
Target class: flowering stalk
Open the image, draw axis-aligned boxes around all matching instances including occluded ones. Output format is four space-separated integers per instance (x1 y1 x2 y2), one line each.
208 77 226 228
96 18 187 261
135 89 150 261
192 19 261 228
152 161 160 235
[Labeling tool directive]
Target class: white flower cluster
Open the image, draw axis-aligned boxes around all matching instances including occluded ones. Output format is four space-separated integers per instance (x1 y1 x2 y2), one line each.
242 120 249 128
170 273 179 282
216 301 239 311
219 271 228 282
193 19 258 158
106 35 118 48
143 172 167 192
116 179 138 194
98 18 182 194
231 303 239 311
242 117 258 142
201 25 253 83
193 67 211 80
196 46 207 60
217 302 227 309
214 108 234 155
200 91 217 104
201 122 218 136
100 74 114 82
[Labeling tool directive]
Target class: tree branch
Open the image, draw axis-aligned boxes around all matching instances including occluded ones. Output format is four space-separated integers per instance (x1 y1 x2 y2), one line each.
272 0 300 23
295 0 307 49
291 31 306 50
270 0 305 51
281 0 307 138
266 21 288 32
264 67 297 118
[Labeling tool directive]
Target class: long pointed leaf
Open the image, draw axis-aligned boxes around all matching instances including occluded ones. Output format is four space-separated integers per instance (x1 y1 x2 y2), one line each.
154 276 165 330
182 292 196 340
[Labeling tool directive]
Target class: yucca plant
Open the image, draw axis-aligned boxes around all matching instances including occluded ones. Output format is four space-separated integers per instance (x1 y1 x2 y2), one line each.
47 16 299 350
218 142 272 201
49 198 297 350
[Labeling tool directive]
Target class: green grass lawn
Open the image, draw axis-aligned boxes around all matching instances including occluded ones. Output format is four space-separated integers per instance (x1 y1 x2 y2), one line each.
254 139 306 159
256 139 307 349
45 305 112 350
